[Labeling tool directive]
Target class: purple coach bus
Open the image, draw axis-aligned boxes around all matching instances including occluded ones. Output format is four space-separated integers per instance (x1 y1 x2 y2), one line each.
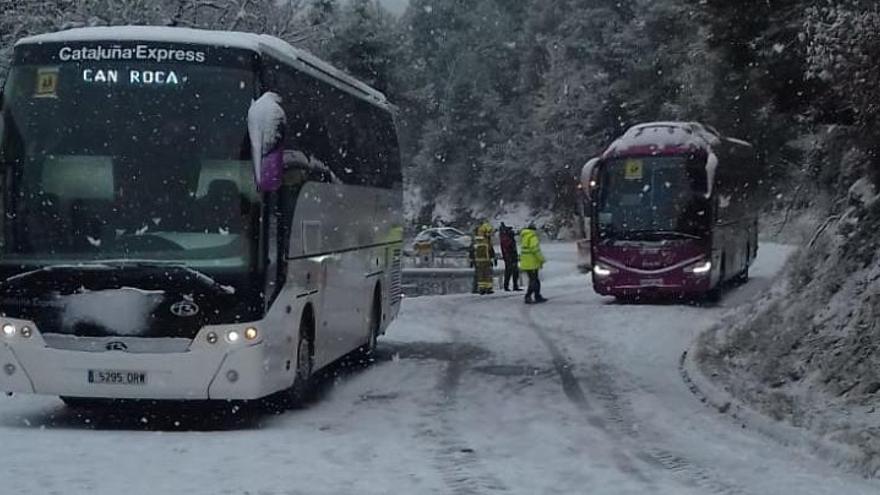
581 122 762 300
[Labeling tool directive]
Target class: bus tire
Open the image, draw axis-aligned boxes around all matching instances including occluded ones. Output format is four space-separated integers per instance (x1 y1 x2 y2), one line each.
358 287 382 360
264 312 315 412
705 286 722 304
736 241 752 284
288 322 315 406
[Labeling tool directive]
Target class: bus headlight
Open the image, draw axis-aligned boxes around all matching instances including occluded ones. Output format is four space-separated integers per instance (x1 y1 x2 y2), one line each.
244 327 259 341
226 330 241 343
685 260 712 275
2 323 16 338
593 264 615 277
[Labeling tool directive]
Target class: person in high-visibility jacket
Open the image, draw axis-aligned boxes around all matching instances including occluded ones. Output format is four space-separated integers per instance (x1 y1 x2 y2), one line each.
468 226 480 293
473 221 497 295
519 222 547 304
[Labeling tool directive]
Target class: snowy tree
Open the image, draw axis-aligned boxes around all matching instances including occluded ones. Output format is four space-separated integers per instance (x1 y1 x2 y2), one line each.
804 3 880 186
322 0 400 93
3 0 869 225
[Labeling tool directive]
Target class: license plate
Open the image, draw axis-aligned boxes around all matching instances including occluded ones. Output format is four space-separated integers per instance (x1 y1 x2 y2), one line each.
88 369 147 386
640 278 664 287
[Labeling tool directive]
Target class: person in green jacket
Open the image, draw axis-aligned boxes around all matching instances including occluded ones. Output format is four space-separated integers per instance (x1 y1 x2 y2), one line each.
519 222 547 304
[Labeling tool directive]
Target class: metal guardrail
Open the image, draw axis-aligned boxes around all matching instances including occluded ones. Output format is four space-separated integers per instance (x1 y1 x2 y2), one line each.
401 259 505 297
403 252 470 269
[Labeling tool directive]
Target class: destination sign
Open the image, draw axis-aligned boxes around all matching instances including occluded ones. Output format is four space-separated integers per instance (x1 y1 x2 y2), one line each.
82 68 184 86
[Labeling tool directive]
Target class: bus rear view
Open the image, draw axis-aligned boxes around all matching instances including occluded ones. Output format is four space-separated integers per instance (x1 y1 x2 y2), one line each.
582 122 760 300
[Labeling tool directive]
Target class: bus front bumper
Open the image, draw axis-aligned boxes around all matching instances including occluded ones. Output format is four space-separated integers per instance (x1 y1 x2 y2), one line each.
0 320 284 401
592 263 713 297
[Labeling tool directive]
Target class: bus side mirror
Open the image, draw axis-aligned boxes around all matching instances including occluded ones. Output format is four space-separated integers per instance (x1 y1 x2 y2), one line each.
247 92 287 193
282 149 314 175
705 151 718 198
282 149 339 185
580 157 600 200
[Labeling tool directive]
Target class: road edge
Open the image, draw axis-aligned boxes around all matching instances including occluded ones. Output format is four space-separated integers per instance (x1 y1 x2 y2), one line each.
679 338 870 474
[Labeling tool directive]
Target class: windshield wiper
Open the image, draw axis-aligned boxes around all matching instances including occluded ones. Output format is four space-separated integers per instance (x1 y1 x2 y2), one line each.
648 230 702 240
2 261 236 295
97 260 237 295
2 263 118 285
610 230 702 241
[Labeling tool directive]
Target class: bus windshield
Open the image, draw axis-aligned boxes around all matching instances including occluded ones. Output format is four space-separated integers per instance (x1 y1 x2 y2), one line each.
596 156 710 241
0 57 259 269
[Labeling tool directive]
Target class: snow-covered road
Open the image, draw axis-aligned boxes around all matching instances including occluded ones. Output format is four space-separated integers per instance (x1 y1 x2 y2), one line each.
1 242 878 495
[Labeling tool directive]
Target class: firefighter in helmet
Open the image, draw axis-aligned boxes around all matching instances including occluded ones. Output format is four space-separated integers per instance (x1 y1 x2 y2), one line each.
473 220 497 294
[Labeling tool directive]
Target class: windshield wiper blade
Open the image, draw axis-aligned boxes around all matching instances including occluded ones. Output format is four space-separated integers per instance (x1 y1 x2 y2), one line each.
92 259 237 295
649 230 702 240
2 263 118 284
2 261 236 295
610 230 702 241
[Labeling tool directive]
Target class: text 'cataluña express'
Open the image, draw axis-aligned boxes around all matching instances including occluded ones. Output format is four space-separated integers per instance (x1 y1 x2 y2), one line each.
58 45 207 63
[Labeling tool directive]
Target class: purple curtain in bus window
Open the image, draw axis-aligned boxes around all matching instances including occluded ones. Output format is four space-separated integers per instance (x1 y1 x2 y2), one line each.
259 146 283 192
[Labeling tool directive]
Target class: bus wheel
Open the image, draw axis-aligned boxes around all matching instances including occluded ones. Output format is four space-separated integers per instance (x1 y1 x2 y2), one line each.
263 315 314 412
288 330 314 405
358 288 382 360
735 265 750 284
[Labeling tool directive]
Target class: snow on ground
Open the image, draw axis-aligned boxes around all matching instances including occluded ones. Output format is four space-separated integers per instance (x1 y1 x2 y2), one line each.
1 242 878 494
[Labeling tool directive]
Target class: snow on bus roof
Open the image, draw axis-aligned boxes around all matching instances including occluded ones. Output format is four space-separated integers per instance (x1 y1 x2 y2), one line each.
15 26 389 108
604 121 723 157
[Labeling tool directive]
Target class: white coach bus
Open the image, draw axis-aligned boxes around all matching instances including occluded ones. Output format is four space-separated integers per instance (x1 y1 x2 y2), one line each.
0 27 403 406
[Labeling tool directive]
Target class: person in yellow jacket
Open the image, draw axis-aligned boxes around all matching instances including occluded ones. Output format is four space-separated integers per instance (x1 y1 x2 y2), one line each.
519 222 547 304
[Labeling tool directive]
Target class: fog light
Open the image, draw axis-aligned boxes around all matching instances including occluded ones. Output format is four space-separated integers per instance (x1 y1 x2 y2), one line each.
226 330 240 343
2 324 15 337
226 370 239 383
244 327 258 341
206 332 218 344
20 327 32 339
3 364 15 376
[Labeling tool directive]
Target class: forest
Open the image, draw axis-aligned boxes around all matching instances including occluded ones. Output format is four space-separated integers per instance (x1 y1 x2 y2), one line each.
1 0 877 229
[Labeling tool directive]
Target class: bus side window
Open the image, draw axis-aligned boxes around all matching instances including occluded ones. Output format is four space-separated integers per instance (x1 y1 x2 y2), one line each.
261 54 398 191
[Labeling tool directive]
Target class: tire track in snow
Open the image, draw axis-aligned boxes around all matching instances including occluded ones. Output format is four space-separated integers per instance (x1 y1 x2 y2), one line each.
515 304 656 487
520 300 748 495
415 297 508 494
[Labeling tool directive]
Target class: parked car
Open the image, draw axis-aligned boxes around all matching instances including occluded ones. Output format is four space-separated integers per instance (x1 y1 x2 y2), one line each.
408 227 472 254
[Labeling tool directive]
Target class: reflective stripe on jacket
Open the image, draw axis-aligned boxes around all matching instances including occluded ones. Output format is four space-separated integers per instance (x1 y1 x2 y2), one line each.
474 238 492 262
519 228 544 271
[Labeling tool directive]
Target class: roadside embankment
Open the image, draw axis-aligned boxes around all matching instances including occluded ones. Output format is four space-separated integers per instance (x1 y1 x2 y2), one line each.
694 197 880 477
